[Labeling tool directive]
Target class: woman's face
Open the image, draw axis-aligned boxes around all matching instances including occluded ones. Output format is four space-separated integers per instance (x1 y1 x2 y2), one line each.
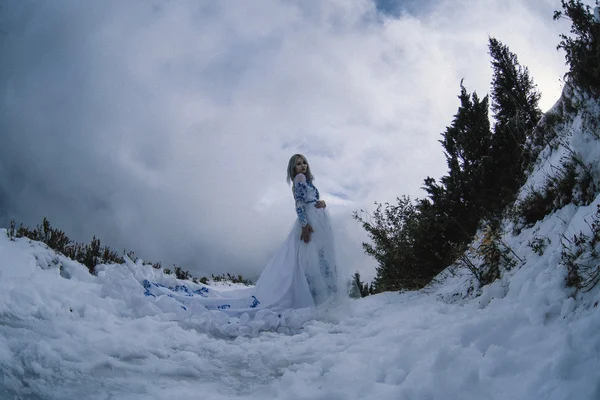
294 157 308 175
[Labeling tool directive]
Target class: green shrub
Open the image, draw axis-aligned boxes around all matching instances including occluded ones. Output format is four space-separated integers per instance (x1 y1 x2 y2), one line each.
194 276 209 285
7 217 123 274
514 152 598 227
210 272 252 285
528 237 551 256
6 219 16 241
353 197 441 291
463 225 520 286
5 217 217 282
561 204 600 291
515 189 553 227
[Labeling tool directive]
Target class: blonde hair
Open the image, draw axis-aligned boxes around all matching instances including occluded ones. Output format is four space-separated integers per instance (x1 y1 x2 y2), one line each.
286 154 313 184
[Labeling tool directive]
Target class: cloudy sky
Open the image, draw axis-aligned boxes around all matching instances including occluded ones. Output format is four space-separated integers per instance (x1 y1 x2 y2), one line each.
0 0 576 281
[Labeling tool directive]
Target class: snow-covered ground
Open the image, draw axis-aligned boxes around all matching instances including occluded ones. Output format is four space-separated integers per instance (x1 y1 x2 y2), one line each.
1 88 600 399
1 192 600 400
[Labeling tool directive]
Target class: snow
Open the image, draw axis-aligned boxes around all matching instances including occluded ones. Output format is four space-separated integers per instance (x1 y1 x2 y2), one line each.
2 197 600 399
1 90 600 399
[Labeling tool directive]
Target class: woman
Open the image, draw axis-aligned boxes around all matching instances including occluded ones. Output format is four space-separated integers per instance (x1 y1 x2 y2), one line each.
236 153 339 310
137 154 340 315
284 153 338 305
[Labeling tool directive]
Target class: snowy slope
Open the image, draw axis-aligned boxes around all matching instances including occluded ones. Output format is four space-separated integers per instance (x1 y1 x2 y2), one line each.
1 87 600 399
1 214 599 400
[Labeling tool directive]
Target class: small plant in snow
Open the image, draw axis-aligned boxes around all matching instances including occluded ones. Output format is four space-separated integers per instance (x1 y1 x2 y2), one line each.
514 151 599 228
514 188 553 228
211 273 253 285
193 276 209 285
479 224 520 273
5 217 207 281
174 266 192 280
561 204 600 291
528 237 551 256
7 219 16 241
457 224 521 288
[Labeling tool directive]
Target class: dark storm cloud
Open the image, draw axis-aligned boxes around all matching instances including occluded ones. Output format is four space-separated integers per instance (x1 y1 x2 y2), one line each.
0 0 569 280
375 0 438 17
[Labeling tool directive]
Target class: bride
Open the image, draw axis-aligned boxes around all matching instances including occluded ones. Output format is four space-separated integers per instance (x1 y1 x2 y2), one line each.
138 154 342 315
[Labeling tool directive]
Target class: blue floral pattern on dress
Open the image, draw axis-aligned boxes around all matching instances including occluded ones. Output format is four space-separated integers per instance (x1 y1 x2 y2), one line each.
294 174 320 227
319 249 338 296
305 274 317 299
142 279 210 298
141 278 262 311
192 287 210 297
142 279 156 297
294 179 309 227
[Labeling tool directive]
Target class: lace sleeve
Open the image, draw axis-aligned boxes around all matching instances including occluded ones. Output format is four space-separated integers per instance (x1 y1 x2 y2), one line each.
293 173 309 227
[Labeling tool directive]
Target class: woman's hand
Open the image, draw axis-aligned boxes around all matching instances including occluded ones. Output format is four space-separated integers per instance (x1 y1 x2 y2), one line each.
315 200 326 209
301 224 314 243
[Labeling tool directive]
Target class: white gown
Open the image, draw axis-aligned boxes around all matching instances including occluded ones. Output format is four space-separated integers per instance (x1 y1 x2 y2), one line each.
138 173 340 316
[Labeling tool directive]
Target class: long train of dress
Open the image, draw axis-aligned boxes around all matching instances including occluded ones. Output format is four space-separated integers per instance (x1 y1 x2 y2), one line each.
105 174 349 335
136 204 339 315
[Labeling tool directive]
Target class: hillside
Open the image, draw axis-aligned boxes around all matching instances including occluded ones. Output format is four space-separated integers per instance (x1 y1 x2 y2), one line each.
1 83 599 399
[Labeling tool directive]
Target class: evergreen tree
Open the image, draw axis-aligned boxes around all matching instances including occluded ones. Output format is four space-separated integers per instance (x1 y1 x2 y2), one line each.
354 41 544 293
355 83 494 292
417 83 493 275
353 197 425 291
487 37 542 215
433 81 492 235
350 272 363 298
352 272 371 297
554 0 600 96
489 38 541 131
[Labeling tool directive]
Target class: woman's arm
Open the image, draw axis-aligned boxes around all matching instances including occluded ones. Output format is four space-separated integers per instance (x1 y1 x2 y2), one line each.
294 174 313 243
294 173 309 227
